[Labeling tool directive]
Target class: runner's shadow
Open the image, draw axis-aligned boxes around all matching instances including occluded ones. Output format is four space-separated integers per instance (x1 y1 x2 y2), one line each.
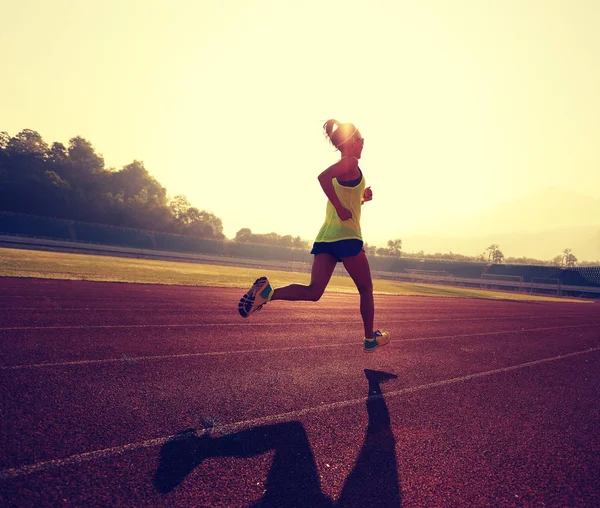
154 369 400 507
337 369 401 507
154 421 333 507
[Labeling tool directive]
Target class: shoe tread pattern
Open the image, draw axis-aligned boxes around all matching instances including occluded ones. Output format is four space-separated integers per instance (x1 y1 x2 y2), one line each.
238 277 267 318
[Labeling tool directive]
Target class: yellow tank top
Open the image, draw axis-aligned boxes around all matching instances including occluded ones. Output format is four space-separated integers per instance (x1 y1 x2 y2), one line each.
314 169 365 243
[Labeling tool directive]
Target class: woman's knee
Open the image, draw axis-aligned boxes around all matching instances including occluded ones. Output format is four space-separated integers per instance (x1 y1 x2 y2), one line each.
307 284 325 301
356 281 373 295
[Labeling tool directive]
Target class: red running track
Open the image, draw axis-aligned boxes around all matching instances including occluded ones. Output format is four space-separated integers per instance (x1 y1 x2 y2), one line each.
0 277 599 507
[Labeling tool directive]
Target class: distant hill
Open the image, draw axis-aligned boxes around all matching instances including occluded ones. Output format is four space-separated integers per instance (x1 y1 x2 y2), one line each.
403 226 600 262
454 187 600 235
400 188 600 262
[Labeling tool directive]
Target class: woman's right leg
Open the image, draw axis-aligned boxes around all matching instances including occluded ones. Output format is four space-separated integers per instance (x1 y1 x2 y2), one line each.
271 253 337 302
341 250 374 338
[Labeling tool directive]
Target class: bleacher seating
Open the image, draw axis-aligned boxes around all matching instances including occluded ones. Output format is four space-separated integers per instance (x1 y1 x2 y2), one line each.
575 266 600 285
369 257 486 279
486 264 600 288
562 267 600 287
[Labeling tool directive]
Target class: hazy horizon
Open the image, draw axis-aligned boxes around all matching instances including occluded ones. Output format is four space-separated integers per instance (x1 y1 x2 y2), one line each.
2 0 599 261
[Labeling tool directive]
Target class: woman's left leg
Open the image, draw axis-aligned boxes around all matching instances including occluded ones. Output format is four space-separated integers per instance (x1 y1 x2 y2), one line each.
342 250 374 338
271 253 338 302
238 253 337 318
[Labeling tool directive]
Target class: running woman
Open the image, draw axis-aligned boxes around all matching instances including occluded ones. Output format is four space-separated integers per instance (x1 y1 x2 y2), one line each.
238 119 390 352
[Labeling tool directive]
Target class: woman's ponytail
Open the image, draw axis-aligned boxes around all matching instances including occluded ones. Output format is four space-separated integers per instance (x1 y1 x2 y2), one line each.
323 119 340 143
322 119 358 150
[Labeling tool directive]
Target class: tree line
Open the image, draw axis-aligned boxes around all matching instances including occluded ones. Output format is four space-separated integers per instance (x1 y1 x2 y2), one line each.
483 244 579 267
234 228 310 250
367 241 582 267
0 129 224 238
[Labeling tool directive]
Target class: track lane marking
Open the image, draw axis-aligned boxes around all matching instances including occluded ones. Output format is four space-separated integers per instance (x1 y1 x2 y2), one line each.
1 323 597 370
0 307 594 312
1 314 597 331
1 346 599 480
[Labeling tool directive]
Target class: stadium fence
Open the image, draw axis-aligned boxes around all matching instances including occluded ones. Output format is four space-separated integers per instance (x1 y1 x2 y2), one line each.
1 211 599 297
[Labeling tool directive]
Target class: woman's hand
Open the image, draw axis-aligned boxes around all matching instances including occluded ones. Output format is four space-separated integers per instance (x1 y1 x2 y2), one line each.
362 186 372 204
335 206 352 221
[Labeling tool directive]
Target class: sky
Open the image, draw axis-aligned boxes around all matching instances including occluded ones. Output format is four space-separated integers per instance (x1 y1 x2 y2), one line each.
1 0 599 257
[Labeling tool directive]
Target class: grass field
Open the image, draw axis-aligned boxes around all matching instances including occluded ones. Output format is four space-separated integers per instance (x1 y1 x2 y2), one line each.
0 247 587 303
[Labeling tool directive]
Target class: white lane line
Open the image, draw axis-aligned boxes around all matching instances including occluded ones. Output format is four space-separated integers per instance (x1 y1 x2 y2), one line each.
1 323 596 371
1 314 595 331
0 307 594 313
0 308 202 311
1 346 599 480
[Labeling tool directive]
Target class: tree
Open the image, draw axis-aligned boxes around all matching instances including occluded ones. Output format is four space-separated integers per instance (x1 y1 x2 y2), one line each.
363 243 377 256
485 244 498 261
67 136 104 175
1 130 53 215
0 132 10 185
387 238 402 257
293 236 308 249
0 131 10 150
235 228 253 243
6 129 48 157
485 244 504 264
180 208 224 238
43 170 70 190
167 195 223 238
116 161 165 202
169 195 193 222
562 248 578 268
48 142 68 167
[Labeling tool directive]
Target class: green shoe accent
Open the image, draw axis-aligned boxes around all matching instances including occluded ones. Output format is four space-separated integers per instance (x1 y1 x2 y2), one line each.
363 338 378 352
363 330 391 352
259 283 273 300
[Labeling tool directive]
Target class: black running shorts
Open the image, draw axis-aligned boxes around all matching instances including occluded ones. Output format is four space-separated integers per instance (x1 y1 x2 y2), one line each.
310 239 364 262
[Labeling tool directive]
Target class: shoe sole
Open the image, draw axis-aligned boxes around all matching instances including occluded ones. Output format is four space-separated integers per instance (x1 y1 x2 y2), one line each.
363 338 390 353
238 277 268 318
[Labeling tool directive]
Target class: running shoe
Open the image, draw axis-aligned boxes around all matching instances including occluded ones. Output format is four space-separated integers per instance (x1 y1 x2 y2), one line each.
363 330 391 352
238 276 273 318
